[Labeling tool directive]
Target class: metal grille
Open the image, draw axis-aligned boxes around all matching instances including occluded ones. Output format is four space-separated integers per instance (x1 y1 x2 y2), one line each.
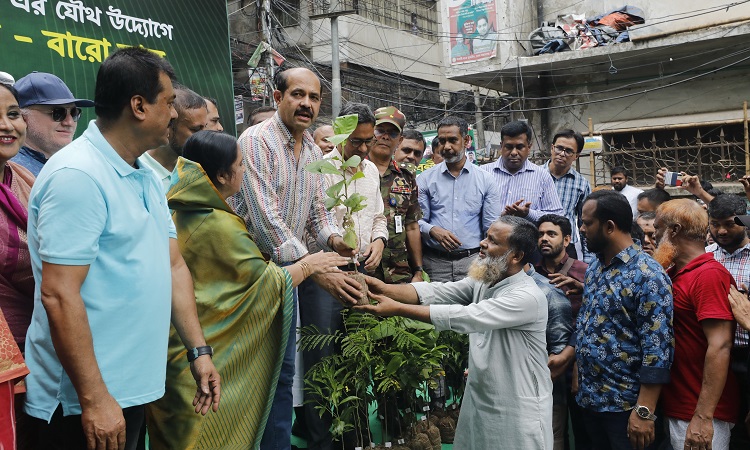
594 124 748 187
309 0 438 41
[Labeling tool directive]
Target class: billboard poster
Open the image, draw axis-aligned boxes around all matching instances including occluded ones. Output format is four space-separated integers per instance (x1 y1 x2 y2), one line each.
1 0 235 136
447 0 498 65
234 95 244 125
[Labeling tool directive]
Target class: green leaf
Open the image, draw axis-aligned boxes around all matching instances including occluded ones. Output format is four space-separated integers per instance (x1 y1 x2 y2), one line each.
385 354 404 376
342 155 362 169
332 114 359 136
402 318 436 331
326 180 345 199
349 171 365 181
343 228 358 249
343 193 366 209
326 133 350 146
324 197 339 210
305 160 339 175
350 203 367 214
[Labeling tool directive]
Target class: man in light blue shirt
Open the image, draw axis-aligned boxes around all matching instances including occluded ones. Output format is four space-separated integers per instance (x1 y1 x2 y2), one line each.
482 121 564 223
418 116 502 282
22 48 220 450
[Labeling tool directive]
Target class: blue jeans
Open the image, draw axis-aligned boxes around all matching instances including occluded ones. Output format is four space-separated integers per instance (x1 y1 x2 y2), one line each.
260 284 298 450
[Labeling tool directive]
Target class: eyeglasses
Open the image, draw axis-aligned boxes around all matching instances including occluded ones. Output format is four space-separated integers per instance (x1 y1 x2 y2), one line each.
43 106 83 122
348 137 377 148
374 128 400 139
552 144 577 156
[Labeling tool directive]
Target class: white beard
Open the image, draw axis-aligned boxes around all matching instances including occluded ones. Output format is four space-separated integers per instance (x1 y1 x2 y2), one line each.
468 253 509 286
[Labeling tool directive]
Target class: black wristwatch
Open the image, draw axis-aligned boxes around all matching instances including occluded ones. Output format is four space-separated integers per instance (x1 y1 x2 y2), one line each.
634 404 657 421
374 236 387 245
187 345 214 362
412 266 424 275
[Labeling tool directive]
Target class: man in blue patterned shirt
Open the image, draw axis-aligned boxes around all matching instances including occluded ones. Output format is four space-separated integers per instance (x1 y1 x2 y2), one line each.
576 190 674 450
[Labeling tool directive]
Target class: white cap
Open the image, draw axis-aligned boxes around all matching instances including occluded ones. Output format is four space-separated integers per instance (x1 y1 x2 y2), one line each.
0 71 15 86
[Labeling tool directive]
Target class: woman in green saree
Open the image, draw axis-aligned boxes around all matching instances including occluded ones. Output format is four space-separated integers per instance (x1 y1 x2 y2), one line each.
147 130 348 449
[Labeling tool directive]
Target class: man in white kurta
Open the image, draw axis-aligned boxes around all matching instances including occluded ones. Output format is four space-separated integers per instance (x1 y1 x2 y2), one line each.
359 216 553 450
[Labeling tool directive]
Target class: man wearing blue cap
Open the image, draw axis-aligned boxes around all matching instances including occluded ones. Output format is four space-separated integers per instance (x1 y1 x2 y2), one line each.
11 72 94 176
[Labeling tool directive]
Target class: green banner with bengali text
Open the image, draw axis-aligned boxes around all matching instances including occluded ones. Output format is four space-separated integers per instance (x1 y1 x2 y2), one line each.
1 0 235 136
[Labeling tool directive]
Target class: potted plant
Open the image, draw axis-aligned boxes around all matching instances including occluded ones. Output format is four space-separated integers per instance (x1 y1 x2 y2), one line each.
300 312 448 449
305 113 370 305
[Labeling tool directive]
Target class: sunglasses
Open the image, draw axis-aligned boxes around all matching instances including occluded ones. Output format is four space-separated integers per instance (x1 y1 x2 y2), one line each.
374 128 400 139
42 106 83 122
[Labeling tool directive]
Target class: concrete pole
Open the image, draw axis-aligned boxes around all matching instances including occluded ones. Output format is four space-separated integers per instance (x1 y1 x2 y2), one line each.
331 16 341 117
744 101 749 175
262 0 275 107
473 86 486 152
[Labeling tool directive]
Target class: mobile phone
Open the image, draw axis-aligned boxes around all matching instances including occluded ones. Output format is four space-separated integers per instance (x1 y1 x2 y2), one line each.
664 171 682 186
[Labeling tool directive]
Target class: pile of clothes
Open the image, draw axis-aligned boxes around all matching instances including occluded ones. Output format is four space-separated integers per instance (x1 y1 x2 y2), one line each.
528 5 645 55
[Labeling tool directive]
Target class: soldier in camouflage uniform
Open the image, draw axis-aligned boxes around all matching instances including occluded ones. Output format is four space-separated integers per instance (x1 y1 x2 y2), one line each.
368 106 425 283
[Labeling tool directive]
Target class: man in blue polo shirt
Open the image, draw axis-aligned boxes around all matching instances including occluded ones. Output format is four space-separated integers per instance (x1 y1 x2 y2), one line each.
23 48 220 450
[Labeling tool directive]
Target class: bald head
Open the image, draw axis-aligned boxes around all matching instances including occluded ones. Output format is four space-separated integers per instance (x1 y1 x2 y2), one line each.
274 67 321 95
314 125 335 154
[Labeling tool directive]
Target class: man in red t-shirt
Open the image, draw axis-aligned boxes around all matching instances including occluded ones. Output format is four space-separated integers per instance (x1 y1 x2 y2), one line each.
654 199 739 450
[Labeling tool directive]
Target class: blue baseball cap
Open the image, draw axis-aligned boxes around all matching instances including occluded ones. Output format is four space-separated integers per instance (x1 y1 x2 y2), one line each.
15 72 94 108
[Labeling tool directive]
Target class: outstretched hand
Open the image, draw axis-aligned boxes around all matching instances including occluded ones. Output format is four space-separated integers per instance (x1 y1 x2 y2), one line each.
353 292 401 317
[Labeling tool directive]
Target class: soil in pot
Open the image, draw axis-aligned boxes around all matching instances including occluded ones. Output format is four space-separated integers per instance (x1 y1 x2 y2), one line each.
346 271 370 306
437 415 456 444
409 433 432 450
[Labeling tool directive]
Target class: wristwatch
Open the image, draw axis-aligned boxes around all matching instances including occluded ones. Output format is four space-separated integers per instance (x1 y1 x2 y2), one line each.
634 404 657 421
187 345 214 362
412 266 424 275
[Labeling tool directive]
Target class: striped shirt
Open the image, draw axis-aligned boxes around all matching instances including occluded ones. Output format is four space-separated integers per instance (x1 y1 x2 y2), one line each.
543 161 591 244
706 242 750 347
481 159 564 223
230 113 339 264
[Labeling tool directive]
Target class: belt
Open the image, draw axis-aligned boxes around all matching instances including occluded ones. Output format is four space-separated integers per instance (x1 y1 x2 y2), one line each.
425 246 480 260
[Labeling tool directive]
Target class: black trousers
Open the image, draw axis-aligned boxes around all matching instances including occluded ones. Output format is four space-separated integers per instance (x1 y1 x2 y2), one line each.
27 403 144 450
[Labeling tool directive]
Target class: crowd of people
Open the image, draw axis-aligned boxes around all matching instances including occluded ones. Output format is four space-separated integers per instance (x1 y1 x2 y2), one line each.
2 49 750 450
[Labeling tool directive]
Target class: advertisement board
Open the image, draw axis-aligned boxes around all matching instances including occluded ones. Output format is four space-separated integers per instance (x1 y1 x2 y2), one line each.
446 0 498 65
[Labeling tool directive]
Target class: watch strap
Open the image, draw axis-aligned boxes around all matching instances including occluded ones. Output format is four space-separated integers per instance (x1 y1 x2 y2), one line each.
187 345 213 362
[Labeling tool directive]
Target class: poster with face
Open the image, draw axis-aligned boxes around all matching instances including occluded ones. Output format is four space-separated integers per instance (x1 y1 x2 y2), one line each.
447 0 498 65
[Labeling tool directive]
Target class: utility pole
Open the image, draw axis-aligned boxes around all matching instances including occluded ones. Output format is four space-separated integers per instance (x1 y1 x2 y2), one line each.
261 0 275 107
310 1 357 117
331 13 341 116
473 86 486 152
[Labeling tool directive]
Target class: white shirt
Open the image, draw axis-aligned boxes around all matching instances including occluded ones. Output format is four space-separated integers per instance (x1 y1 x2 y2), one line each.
413 271 553 450
615 184 643 218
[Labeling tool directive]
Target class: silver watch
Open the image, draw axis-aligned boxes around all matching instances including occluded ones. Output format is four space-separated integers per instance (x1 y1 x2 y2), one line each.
634 404 657 421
